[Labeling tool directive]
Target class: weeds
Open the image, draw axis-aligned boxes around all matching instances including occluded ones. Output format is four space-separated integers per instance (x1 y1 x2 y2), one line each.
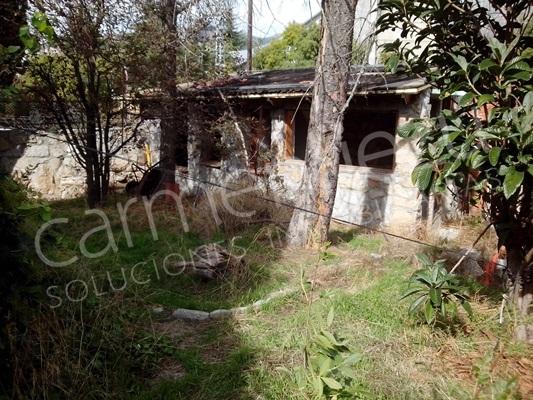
401 254 473 326
297 308 362 399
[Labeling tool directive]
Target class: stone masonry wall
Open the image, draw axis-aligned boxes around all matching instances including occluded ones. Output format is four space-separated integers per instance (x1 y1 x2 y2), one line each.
0 119 161 200
184 90 431 233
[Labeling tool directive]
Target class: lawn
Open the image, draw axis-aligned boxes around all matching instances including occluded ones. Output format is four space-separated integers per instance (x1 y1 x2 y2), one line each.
29 196 533 399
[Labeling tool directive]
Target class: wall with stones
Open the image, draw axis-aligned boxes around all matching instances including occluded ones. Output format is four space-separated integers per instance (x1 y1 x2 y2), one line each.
271 90 431 232
183 90 431 233
0 120 161 200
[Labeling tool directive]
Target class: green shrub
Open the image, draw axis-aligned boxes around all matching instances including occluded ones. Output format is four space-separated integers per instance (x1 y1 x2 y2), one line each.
297 308 362 399
401 254 473 326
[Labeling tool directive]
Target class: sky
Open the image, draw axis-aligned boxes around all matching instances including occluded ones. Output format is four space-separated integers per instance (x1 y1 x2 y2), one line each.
234 0 322 39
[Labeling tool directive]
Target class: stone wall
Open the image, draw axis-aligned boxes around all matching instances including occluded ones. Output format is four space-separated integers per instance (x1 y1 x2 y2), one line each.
0 120 161 200
184 90 432 233
272 90 431 231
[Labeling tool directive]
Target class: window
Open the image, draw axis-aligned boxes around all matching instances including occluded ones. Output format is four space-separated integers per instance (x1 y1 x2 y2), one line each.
286 107 397 169
341 110 397 169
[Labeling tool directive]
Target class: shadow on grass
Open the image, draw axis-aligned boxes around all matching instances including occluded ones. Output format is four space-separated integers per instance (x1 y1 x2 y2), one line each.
32 196 287 399
135 318 256 400
328 227 364 245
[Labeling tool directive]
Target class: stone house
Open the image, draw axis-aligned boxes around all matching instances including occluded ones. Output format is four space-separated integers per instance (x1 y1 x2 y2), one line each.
175 66 438 231
2 66 441 233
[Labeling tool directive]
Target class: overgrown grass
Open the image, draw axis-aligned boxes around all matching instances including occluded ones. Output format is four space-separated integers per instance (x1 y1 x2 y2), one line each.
10 196 532 399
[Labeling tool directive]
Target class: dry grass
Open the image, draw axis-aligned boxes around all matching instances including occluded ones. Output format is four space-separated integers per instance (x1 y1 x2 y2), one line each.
18 195 531 399
187 186 293 238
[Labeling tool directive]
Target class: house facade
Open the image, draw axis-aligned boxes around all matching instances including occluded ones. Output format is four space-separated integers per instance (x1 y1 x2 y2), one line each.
178 67 437 232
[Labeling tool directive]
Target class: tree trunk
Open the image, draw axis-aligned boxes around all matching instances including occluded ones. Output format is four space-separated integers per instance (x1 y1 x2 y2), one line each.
158 0 179 186
492 180 533 343
287 0 357 247
511 180 533 343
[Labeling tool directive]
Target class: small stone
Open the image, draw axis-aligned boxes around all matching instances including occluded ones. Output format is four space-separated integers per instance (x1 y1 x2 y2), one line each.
231 306 249 315
152 306 164 314
209 309 233 319
252 299 267 309
172 308 209 321
370 253 383 260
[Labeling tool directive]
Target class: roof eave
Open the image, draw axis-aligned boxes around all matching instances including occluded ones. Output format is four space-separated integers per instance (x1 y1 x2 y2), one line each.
214 84 431 99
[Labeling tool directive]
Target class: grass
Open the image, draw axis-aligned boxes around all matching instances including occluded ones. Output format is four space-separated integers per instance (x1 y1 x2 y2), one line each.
22 196 533 399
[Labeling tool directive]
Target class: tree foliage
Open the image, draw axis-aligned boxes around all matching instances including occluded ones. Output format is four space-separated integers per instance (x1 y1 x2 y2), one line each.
254 22 321 70
21 0 145 207
377 0 532 331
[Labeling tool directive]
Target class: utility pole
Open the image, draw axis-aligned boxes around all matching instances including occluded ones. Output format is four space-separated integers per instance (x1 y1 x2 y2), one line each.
246 0 253 72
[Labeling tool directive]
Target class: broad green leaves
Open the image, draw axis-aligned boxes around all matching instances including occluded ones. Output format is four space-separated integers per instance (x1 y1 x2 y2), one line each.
302 308 362 399
488 147 501 166
478 94 494 106
379 0 532 214
18 12 55 53
385 53 400 73
401 254 473 326
412 162 433 191
503 167 524 198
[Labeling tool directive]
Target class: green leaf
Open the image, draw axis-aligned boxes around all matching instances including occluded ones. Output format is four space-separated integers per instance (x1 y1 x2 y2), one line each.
412 162 433 191
386 53 400 73
478 94 494 106
461 301 473 318
18 26 39 52
478 59 497 71
524 92 533 111
318 355 332 375
453 54 469 71
424 301 435 324
498 164 509 176
528 165 533 176
315 334 334 351
343 353 361 366
408 294 427 315
459 92 475 107
510 71 531 81
503 167 524 198
312 376 324 397
470 152 486 169
400 287 423 300
488 147 501 166
320 330 345 347
31 12 48 31
6 45 20 54
321 377 343 390
397 120 425 138
429 288 442 306
445 158 462 178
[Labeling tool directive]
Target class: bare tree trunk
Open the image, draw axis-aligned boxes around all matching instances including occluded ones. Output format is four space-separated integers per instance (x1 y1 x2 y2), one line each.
287 0 357 247
511 181 533 343
492 179 533 342
159 0 179 185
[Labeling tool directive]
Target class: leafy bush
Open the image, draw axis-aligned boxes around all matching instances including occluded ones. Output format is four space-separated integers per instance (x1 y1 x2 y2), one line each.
298 308 362 399
402 254 473 326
